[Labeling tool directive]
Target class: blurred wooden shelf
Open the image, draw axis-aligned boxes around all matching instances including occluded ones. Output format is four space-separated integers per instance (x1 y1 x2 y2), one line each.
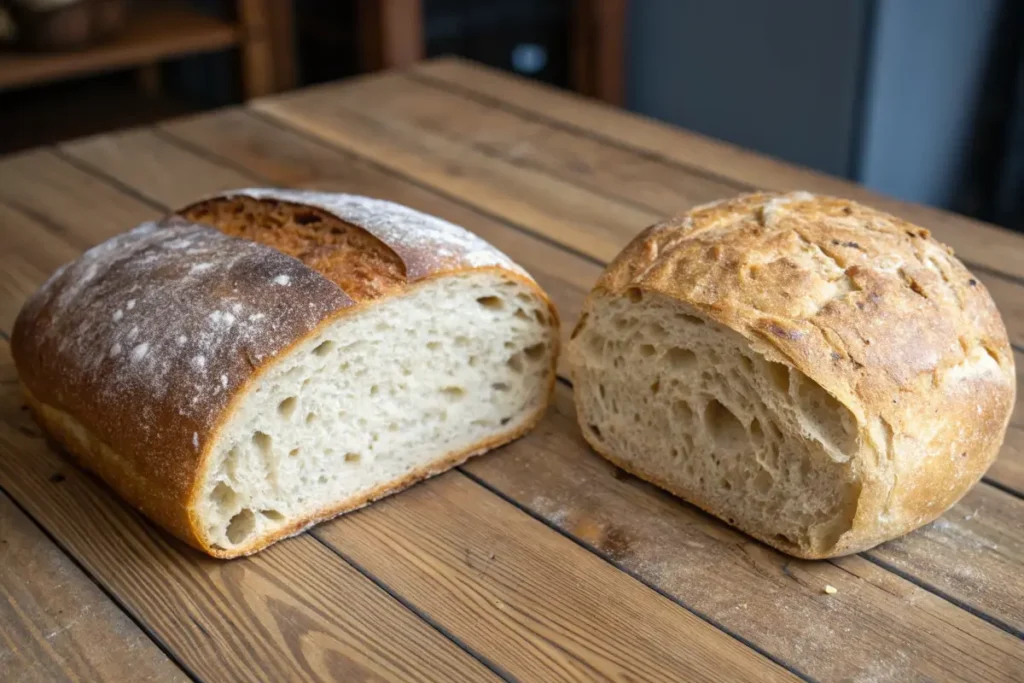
0 4 240 91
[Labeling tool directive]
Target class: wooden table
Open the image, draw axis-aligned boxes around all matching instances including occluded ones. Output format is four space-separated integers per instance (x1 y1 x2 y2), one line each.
1 58 1023 683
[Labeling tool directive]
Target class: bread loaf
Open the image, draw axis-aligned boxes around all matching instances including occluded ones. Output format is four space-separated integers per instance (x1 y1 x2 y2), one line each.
566 192 1014 558
13 189 559 557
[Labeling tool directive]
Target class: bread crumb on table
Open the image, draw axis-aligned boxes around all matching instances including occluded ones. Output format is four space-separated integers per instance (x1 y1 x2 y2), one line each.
824 585 838 595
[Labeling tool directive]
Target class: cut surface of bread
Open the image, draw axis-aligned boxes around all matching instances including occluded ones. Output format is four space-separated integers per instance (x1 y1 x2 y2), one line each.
571 292 859 556
198 271 553 553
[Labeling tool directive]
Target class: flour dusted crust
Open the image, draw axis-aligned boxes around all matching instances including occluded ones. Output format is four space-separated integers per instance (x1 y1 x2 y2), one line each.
13 190 558 557
571 192 1015 557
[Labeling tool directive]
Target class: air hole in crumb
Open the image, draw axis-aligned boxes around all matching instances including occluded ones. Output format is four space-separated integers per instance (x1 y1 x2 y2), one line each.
313 341 335 356
599 384 606 399
750 420 765 444
477 296 504 310
500 417 511 426
524 343 545 361
370 385 379 397
515 308 530 321
211 481 238 511
766 361 790 394
442 386 466 400
226 509 255 544
344 452 361 463
260 509 285 521
704 400 745 450
650 379 661 394
675 312 704 325
639 344 657 358
516 292 532 304
588 424 602 439
306 412 318 424
455 336 469 347
294 211 322 225
252 431 272 453
278 396 297 419
666 347 696 370
741 356 754 373
288 448 300 457
534 309 546 324
507 354 524 373
492 382 510 392
626 288 643 303
318 475 328 484
753 470 773 494
469 355 478 367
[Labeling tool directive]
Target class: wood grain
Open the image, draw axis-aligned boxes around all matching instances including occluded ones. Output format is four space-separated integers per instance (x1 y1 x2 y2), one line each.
52 111 1024 680
252 79 654 263
316 472 793 682
0 149 158 248
0 491 186 683
413 57 1024 283
0 341 499 683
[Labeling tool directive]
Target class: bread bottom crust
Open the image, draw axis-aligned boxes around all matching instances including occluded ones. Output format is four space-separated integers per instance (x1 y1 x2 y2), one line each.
23 370 555 559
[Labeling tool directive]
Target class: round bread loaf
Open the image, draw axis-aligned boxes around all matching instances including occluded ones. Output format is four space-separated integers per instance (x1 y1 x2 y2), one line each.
13 189 559 558
566 192 1015 558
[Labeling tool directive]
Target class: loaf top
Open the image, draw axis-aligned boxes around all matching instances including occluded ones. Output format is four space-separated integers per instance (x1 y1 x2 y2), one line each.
591 192 1015 535
12 190 539 537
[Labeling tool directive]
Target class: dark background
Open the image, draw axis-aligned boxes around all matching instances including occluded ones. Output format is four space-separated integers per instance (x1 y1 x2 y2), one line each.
2 0 1022 230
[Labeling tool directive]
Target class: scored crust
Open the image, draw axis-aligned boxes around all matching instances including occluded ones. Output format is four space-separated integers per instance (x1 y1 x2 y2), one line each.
570 192 1015 557
13 189 559 557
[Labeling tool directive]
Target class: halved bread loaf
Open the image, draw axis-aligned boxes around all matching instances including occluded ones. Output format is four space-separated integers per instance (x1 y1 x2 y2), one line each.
13 189 558 557
567 192 1014 559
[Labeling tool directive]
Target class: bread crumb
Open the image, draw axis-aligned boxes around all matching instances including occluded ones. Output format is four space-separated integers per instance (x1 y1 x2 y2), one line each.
824 585 838 595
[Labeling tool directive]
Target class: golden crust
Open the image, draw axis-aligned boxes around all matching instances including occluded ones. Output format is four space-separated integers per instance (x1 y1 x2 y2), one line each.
13 191 559 558
573 192 1015 558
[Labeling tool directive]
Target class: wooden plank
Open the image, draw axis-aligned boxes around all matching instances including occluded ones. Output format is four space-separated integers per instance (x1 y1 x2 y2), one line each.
82 112 1024 680
0 202 83 333
413 57 1024 283
252 77 654 264
0 4 239 91
316 472 793 682
2 144 793 681
0 149 158 248
62 129 254 208
0 344 498 683
0 491 186 683
869 483 1024 634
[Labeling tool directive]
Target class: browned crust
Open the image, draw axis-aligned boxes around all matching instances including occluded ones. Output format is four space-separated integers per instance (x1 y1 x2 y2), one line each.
568 192 1015 558
13 190 559 558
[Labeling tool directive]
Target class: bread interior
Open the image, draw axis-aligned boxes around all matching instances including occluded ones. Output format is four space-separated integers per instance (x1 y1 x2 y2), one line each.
570 290 862 556
195 271 554 552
